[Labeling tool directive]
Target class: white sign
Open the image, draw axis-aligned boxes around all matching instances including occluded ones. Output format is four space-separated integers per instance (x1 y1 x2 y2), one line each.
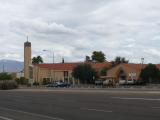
129 72 136 77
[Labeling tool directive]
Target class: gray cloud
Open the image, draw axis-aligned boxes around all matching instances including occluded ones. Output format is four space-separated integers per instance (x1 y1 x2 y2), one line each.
10 19 78 35
0 0 160 63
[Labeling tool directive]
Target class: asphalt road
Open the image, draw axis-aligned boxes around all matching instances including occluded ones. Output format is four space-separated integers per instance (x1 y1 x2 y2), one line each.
0 89 160 120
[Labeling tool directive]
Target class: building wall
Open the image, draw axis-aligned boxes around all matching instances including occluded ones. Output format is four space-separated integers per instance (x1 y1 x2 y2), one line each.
33 66 39 83
32 62 111 85
33 66 75 84
107 64 141 82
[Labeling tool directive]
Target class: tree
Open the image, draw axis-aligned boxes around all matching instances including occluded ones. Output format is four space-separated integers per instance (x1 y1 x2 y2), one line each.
15 77 28 85
0 73 12 80
85 56 91 62
100 67 108 76
91 51 106 62
32 56 43 64
114 56 129 64
72 63 97 84
121 57 128 63
140 64 160 83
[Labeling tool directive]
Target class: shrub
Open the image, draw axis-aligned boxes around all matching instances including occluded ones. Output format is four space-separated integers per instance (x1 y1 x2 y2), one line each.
0 73 12 80
33 82 39 86
72 63 97 84
16 77 28 85
0 80 18 90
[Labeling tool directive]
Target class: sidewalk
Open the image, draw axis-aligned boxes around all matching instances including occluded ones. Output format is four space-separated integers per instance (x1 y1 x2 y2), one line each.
18 85 160 92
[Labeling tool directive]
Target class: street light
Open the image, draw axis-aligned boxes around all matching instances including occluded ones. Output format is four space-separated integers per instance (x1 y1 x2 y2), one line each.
141 58 144 70
43 49 55 82
43 50 54 63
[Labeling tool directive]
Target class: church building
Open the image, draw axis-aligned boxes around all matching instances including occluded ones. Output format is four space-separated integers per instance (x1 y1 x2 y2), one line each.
24 41 111 84
24 41 160 85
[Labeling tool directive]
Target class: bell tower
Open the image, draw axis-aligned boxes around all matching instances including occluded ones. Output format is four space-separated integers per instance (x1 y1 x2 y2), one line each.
24 38 31 79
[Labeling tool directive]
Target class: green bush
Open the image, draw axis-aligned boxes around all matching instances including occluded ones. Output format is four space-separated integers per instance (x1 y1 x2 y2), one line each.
0 80 18 90
33 82 39 86
0 73 12 80
72 63 97 84
16 77 28 85
140 64 160 83
42 78 51 85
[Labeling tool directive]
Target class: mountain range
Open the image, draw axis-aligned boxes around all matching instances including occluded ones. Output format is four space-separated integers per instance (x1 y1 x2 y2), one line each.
0 59 23 73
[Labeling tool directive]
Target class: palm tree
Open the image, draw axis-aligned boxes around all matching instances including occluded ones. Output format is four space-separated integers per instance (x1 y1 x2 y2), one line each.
32 56 43 64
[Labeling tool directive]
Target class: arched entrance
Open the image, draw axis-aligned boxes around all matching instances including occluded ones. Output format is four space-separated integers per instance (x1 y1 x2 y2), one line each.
118 69 126 80
116 68 127 84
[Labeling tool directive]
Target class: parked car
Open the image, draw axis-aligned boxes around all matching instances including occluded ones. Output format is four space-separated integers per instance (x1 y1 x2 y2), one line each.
134 80 146 85
56 81 71 87
126 79 135 85
45 83 58 87
45 81 71 88
119 80 126 85
103 80 110 86
103 79 116 88
95 80 103 85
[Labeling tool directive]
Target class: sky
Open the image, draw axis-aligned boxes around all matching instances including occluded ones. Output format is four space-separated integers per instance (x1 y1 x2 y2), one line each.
0 0 160 64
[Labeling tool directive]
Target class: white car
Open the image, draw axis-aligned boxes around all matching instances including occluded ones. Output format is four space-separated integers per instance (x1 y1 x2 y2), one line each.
126 79 135 85
119 80 126 85
103 80 110 85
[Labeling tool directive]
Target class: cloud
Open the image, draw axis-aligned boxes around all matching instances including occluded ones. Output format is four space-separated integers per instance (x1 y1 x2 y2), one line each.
10 19 78 36
0 0 160 63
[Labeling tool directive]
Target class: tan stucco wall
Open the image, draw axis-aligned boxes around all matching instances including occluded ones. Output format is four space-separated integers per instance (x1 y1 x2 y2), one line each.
33 66 75 84
107 64 141 82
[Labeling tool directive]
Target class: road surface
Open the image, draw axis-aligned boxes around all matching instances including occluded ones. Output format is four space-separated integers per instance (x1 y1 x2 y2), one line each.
0 88 160 120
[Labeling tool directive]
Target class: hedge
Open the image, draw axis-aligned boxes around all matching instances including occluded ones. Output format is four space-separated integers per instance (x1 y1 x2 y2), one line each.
0 80 18 90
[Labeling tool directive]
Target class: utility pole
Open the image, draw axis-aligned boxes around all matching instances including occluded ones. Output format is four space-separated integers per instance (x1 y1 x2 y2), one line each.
43 49 55 82
53 51 54 63
141 58 144 70
2 64 5 73
43 50 54 63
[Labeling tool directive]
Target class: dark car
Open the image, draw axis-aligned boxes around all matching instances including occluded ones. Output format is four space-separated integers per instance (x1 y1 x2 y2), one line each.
45 83 58 87
57 82 70 87
95 80 103 85
134 80 146 85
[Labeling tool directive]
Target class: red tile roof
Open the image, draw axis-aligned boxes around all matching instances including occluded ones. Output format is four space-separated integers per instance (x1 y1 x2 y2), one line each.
123 63 147 70
156 64 160 69
123 63 160 70
34 62 111 71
